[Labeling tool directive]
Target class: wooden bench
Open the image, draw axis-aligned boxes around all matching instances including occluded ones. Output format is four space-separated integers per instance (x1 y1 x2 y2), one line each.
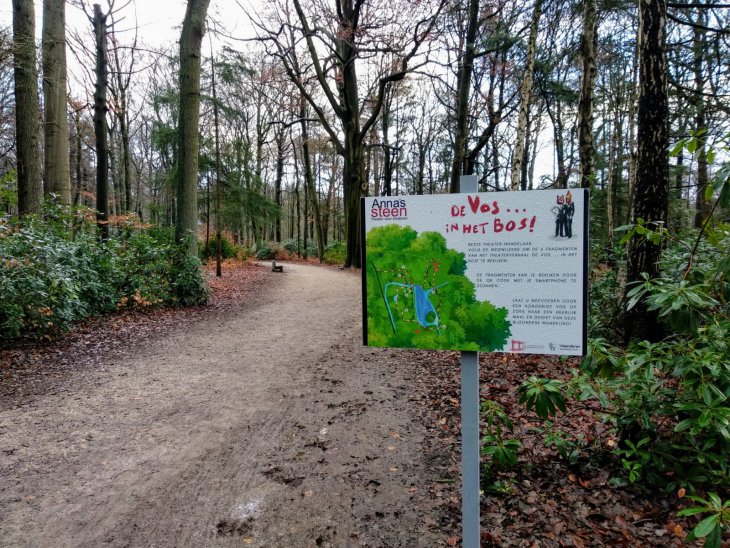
271 260 283 272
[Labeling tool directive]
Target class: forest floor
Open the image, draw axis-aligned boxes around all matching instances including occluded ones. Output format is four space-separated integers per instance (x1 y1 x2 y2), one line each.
0 260 701 547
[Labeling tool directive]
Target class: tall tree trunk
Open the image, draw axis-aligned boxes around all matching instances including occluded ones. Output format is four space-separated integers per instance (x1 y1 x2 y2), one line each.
274 130 284 243
93 3 109 240
578 0 597 189
300 101 325 261
292 142 302 255
381 90 393 196
692 18 710 228
13 0 42 216
175 0 210 256
74 109 83 205
109 130 120 215
210 41 222 276
449 0 479 193
626 0 668 342
110 27 134 214
510 0 543 190
626 39 639 224
42 0 71 204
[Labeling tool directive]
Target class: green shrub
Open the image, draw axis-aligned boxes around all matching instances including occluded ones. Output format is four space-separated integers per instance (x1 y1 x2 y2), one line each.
323 241 346 264
280 238 320 258
581 224 730 490
200 235 238 260
254 241 277 260
304 240 319 258
0 209 209 340
280 238 299 254
171 252 209 306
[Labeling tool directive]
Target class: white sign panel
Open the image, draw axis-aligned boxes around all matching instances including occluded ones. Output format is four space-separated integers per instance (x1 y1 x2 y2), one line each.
361 189 588 355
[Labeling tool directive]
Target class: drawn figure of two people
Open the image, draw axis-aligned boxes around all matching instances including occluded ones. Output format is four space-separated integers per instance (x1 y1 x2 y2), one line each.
553 191 575 238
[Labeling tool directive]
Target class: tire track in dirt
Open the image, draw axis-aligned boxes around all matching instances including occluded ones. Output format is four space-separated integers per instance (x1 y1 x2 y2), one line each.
0 263 446 547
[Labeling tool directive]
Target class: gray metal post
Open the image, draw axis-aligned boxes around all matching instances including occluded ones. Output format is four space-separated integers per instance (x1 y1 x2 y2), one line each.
460 175 480 547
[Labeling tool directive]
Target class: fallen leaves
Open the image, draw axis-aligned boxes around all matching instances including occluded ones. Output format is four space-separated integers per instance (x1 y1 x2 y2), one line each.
414 350 698 547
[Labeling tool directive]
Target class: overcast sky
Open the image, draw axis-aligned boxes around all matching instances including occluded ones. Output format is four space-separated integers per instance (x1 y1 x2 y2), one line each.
0 0 252 49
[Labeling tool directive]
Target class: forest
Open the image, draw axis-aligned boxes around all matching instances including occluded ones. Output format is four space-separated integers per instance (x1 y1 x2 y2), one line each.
2 0 730 545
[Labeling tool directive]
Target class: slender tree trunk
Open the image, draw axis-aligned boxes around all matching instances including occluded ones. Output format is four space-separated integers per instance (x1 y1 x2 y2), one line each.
449 0 479 193
13 0 42 216
510 0 543 190
175 0 210 256
274 130 284 243
300 101 325 261
692 19 710 228
626 0 668 342
626 39 639 224
93 4 110 240
210 42 222 276
578 0 597 189
74 109 83 205
110 36 133 214
381 92 393 196
292 142 301 255
109 131 120 215
42 0 71 204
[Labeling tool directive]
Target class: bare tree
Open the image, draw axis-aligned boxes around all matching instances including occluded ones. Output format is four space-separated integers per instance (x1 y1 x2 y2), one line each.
256 0 445 267
510 0 543 191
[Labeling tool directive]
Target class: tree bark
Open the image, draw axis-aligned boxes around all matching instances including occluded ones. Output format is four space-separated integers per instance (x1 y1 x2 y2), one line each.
42 0 71 204
692 17 711 228
175 0 210 256
300 100 325 261
13 0 42 216
510 0 543 191
93 3 110 240
210 41 222 276
274 128 284 243
626 0 669 342
578 0 597 189
449 0 479 193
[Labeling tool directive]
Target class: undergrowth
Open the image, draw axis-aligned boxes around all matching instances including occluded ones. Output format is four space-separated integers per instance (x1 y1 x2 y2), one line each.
0 203 208 340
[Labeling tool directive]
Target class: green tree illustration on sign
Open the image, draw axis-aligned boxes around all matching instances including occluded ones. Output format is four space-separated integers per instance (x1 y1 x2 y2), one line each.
366 225 511 351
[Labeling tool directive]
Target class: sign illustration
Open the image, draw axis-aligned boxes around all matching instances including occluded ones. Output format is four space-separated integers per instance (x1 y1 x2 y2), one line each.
361 189 588 355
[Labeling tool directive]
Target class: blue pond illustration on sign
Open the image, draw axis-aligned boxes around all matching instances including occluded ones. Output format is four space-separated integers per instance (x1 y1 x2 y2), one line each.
383 281 448 334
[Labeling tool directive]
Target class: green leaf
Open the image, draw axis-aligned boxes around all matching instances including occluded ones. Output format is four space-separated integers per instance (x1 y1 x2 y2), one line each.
704 526 722 548
693 514 719 538
677 506 709 517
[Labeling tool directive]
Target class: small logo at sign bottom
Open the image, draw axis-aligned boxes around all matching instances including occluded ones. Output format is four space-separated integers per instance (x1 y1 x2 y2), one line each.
510 340 524 352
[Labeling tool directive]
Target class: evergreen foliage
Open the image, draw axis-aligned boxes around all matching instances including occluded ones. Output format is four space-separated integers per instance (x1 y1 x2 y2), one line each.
0 205 208 340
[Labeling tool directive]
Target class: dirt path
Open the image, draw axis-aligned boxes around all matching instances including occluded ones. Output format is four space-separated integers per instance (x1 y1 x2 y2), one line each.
0 263 447 547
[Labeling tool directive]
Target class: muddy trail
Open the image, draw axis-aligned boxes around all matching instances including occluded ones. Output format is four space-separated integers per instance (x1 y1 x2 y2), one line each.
0 263 450 547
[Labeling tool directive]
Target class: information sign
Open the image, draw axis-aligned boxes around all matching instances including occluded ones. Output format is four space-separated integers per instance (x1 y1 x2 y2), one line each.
361 189 588 355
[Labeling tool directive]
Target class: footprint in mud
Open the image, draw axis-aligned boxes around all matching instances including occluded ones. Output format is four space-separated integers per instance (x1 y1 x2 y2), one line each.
262 465 305 487
216 517 253 537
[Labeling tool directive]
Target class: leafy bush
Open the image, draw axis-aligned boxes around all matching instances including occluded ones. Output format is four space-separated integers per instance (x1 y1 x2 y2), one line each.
171 252 209 306
280 238 299 254
200 235 238 260
323 241 346 265
481 399 521 483
0 210 208 340
678 492 730 548
254 241 277 260
281 238 321 258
